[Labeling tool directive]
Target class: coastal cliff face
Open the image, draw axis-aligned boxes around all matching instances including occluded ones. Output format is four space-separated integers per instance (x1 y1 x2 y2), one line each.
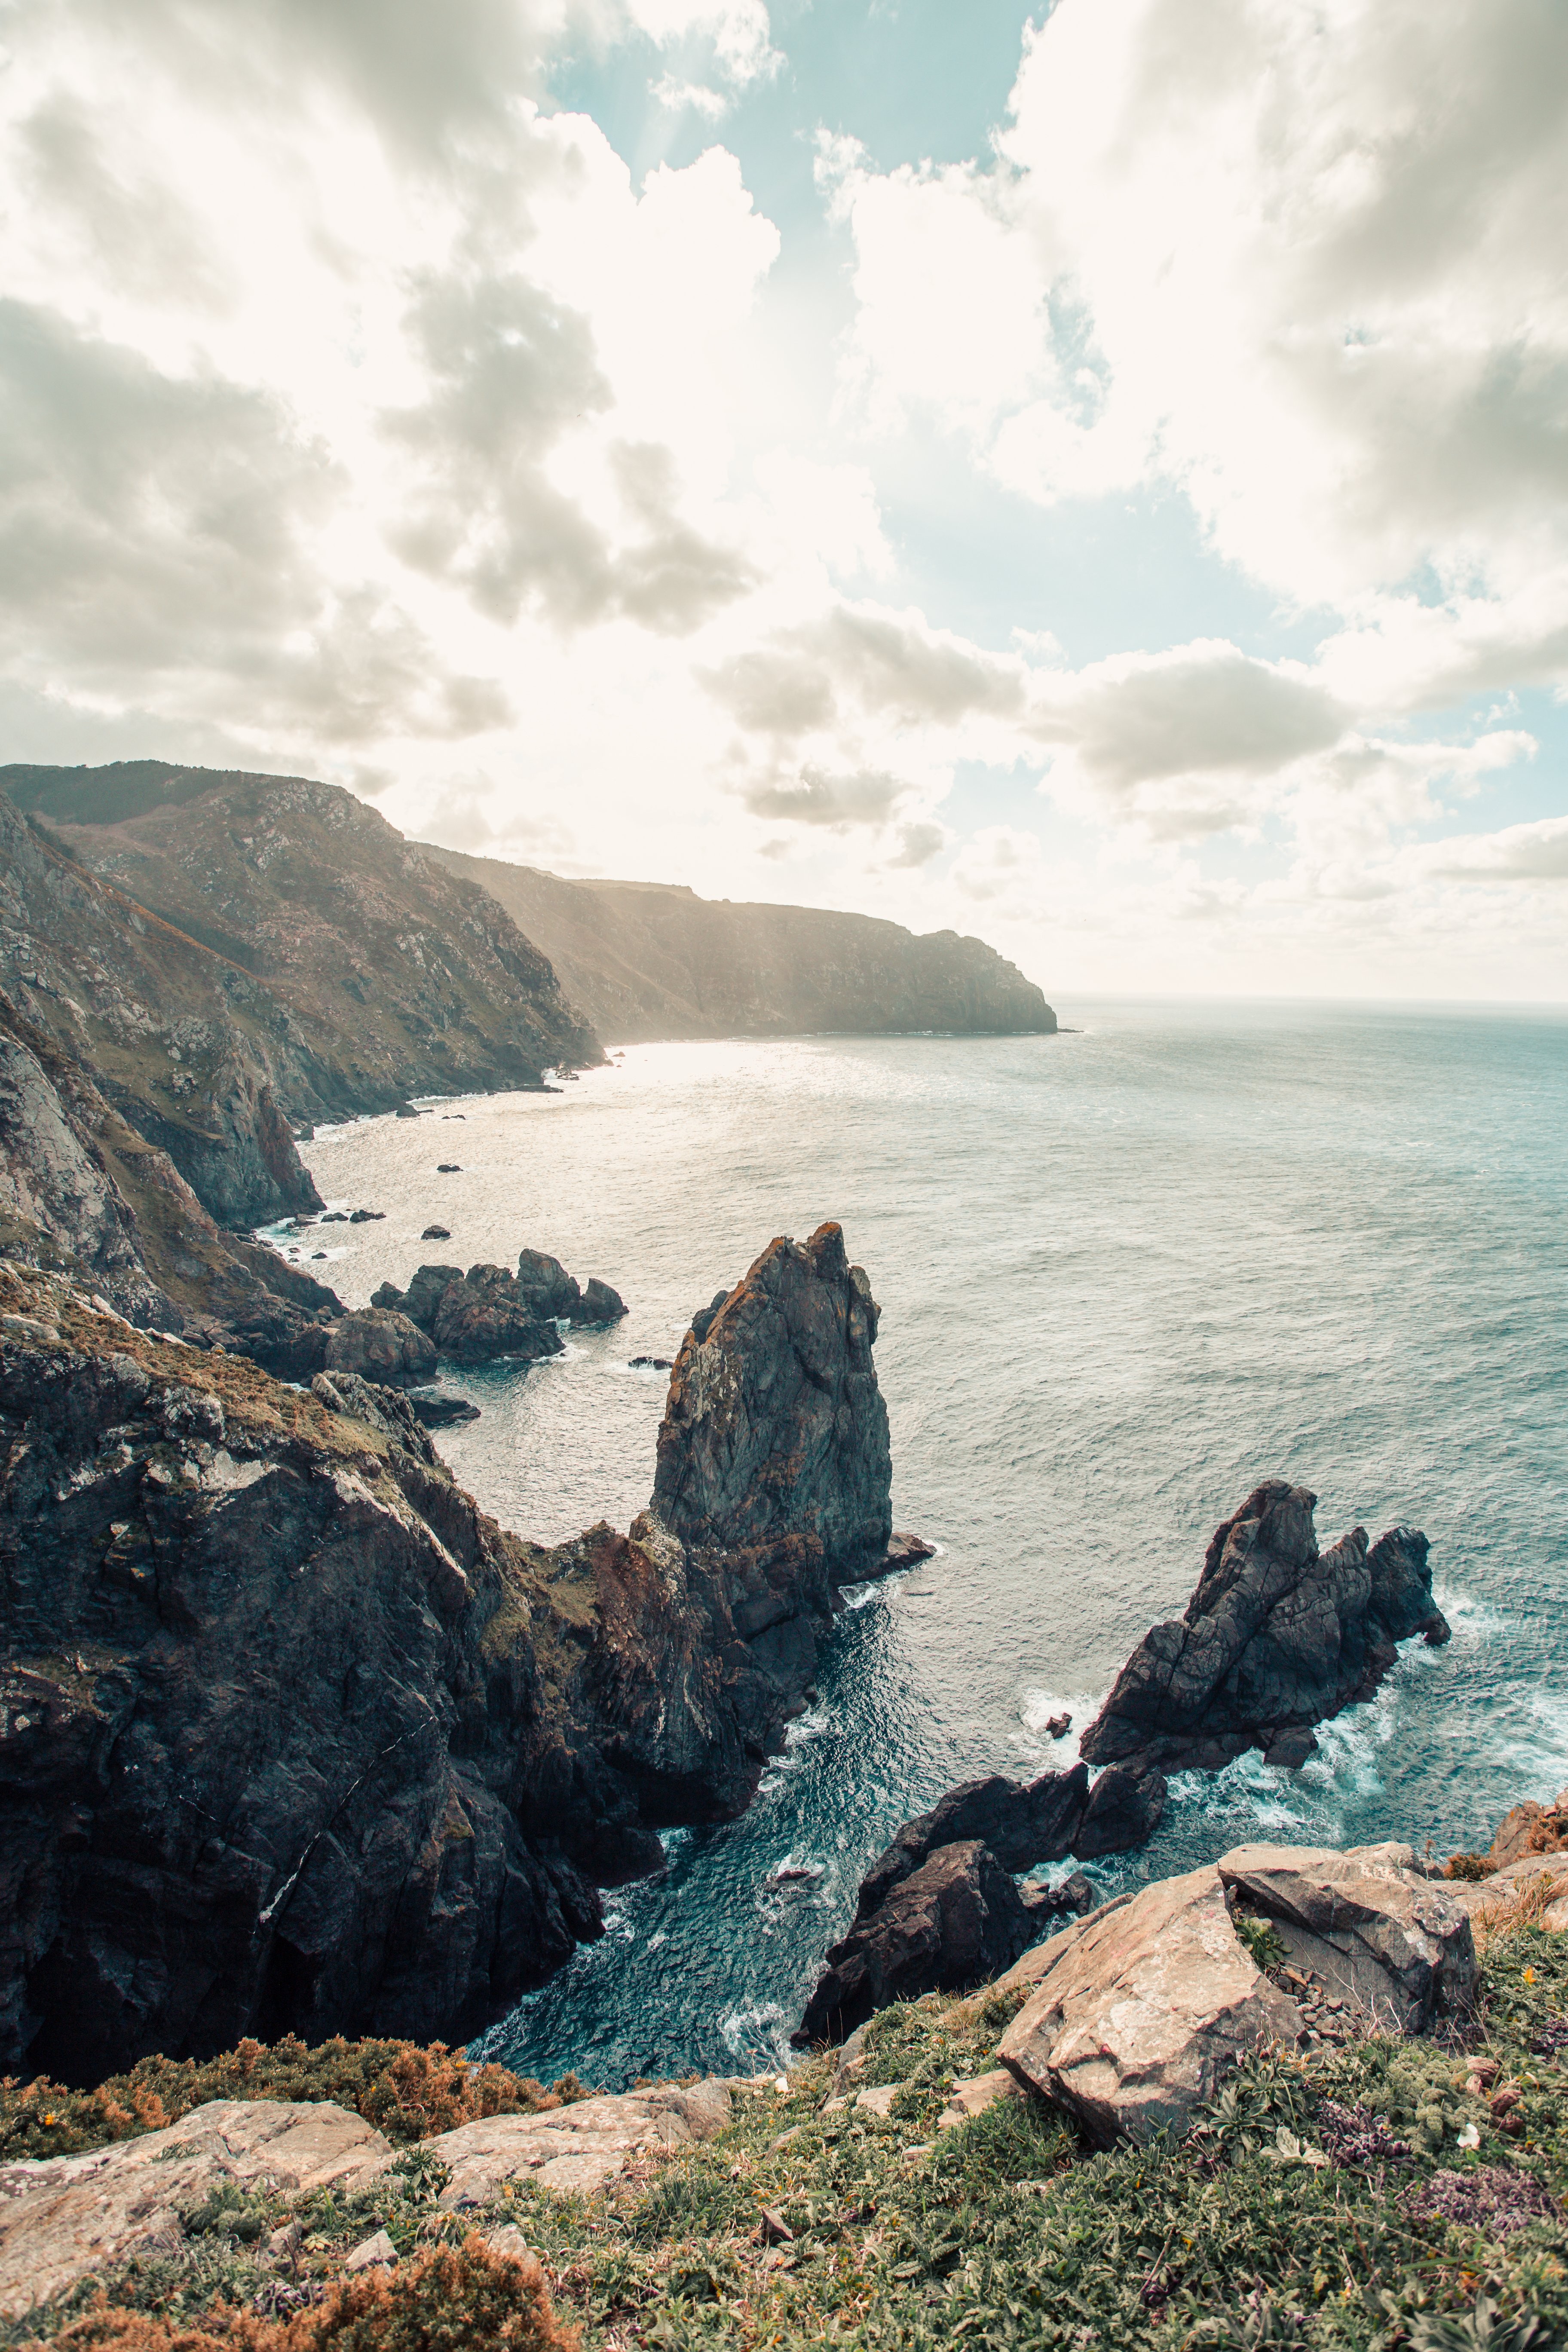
0 1219 901 2079
1 763 600 1154
419 848 1057 1042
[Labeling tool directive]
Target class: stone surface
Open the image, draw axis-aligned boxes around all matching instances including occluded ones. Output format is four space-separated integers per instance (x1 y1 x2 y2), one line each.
345 2229 397 2270
795 1840 1041 2046
579 1276 627 1323
1081 1480 1450 1779
937 2070 1024 2130
429 2081 731 2208
1446 1855 1568 1932
323 1307 438 1388
998 1866 1302 2147
1020 1871 1096 1924
1481 1789 1568 1871
0 2098 392 2317
651 1222 892 1575
855 1770 1090 1918
1217 1842 1477 2032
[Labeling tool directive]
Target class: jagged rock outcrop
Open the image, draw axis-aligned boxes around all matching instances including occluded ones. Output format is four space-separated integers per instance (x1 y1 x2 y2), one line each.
371 1263 566 1366
3 764 600 1136
650 1223 891 1574
795 1841 1042 2046
323 1308 439 1388
513 1249 625 1326
0 1215 910 2079
1080 1480 1450 1779
419 846 1058 1043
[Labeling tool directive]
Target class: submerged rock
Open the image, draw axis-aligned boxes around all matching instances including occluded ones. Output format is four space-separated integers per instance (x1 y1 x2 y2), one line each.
795 1840 1040 2046
1080 1479 1450 1779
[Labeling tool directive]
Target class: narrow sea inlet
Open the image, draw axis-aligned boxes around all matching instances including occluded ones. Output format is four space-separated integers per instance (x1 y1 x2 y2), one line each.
289 998 1568 2089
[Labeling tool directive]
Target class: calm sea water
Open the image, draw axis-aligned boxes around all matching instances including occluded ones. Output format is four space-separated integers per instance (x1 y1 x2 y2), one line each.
285 999 1568 2089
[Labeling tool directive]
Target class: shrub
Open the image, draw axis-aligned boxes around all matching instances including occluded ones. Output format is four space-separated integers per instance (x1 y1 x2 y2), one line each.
26 2236 574 2352
0 2038 585 2162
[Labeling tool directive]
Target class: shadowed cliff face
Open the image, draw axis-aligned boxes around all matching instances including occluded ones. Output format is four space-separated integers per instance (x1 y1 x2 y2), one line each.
0 763 600 1163
1079 1479 1451 1776
649 1222 892 1575
418 847 1057 1043
0 1219 902 2079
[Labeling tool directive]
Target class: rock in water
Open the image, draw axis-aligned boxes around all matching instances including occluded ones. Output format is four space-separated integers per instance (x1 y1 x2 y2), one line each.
324 1306 438 1387
794 1841 1039 2046
854 1769 1090 1917
650 1222 891 1575
580 1276 627 1323
371 1263 563 1366
1079 1479 1450 1778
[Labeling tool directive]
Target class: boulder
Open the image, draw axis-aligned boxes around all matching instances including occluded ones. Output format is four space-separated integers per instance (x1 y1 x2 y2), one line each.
1216 1842 1477 2032
580 1276 627 1323
1080 1480 1450 1778
794 1839 1040 2046
514 1248 581 1322
855 1769 1089 1917
1021 1870 1096 1924
410 1392 481 1428
998 1865 1301 2146
428 2080 730 2208
652 1222 891 1575
0 2099 392 2318
323 1306 437 1388
421 1224 450 1240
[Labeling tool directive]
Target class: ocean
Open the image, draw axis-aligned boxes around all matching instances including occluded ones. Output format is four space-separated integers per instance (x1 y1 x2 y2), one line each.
282 998 1568 2089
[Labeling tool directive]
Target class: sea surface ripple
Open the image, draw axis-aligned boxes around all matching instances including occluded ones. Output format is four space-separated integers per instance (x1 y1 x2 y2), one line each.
290 998 1568 2087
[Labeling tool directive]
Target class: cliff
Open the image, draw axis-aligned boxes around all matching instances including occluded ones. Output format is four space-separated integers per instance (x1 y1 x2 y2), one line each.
0 1220 903 2079
0 764 600 1159
418 846 1056 1042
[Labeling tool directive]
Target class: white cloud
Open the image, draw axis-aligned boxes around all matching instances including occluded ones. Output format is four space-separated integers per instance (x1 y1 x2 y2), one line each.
623 0 781 89
1415 812 1568 882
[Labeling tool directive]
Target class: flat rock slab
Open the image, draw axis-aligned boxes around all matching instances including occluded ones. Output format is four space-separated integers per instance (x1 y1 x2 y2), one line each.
0 2099 392 2319
999 1864 1300 2147
429 2081 731 2207
937 2070 1023 2130
1217 1842 1476 2031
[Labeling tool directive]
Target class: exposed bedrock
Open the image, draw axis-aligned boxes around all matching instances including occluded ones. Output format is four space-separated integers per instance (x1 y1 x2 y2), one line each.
371 1250 624 1366
1079 1478 1450 1779
652 1222 891 1575
795 1840 1041 2048
0 1216 908 2078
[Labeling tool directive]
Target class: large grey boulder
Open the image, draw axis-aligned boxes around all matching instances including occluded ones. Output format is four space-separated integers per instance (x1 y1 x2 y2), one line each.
1080 1480 1450 1778
0 2099 392 2318
998 1840 1477 2147
1217 1841 1477 2031
795 1838 1038 2046
651 1222 890 1575
429 2080 730 2207
999 1865 1300 2146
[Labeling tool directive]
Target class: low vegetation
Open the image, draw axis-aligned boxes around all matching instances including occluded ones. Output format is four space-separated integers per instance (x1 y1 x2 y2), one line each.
10 1886 1568 2351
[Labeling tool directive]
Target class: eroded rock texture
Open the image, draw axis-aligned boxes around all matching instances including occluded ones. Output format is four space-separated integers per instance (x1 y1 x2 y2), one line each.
651 1222 891 1574
0 1216 903 2079
796 1840 1040 2046
1080 1479 1450 1779
371 1250 623 1366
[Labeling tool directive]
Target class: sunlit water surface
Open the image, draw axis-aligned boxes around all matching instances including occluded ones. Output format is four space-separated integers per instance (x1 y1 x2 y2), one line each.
285 1000 1568 2087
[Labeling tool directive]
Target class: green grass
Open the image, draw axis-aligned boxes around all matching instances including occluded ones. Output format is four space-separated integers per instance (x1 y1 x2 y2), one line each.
12 1914 1568 2351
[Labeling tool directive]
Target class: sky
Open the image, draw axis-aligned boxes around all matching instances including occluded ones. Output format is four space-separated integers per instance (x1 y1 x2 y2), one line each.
2 0 1567 1001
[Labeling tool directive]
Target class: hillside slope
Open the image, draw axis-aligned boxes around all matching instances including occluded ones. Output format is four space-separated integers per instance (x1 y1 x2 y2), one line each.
1 764 600 1149
419 846 1056 1042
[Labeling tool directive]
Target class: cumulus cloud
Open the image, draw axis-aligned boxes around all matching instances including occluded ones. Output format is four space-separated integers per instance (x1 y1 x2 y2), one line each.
740 766 906 827
702 602 1026 739
830 0 1568 675
1417 813 1568 882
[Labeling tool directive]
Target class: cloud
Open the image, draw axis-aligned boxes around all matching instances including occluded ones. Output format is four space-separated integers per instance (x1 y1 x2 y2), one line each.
830 0 1568 632
623 0 781 89
885 821 949 869
1417 812 1568 882
702 602 1026 738
740 766 906 828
